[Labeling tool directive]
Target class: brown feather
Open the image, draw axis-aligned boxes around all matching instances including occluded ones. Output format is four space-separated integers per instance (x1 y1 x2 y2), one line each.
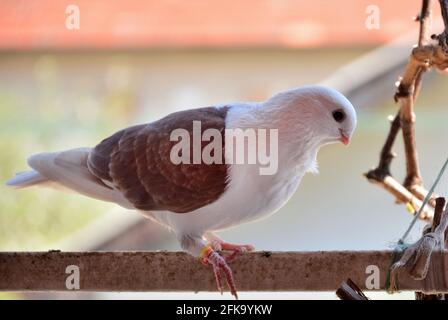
87 106 229 213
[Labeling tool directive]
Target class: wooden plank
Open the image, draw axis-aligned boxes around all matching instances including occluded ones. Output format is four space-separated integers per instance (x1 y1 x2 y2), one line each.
0 251 447 292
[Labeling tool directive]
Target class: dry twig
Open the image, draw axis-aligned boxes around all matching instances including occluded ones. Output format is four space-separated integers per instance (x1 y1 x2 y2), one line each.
364 0 448 220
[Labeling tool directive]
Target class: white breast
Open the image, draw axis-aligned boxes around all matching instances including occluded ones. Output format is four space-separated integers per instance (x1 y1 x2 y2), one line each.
145 162 304 236
204 163 304 229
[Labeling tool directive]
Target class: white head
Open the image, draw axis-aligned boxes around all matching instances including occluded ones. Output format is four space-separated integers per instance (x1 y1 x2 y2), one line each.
264 85 357 147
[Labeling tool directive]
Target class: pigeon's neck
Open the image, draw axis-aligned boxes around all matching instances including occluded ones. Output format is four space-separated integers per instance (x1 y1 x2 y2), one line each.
227 102 321 172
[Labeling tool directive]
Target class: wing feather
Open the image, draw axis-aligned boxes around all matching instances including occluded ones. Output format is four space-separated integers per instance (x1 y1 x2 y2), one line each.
87 106 229 213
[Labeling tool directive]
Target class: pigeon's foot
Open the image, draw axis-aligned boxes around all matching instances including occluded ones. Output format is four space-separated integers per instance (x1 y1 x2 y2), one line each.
200 246 238 299
210 240 255 263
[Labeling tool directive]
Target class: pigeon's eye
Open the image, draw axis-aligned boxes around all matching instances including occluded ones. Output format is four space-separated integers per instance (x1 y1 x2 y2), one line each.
332 109 345 123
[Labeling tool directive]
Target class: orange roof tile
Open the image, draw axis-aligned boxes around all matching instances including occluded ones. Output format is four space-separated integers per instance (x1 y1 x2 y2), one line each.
0 0 425 50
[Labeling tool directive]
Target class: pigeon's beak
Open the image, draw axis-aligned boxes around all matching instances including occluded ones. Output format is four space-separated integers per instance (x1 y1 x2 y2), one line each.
339 129 350 146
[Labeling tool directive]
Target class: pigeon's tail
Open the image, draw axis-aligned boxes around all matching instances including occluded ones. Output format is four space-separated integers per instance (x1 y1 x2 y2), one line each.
6 148 133 209
6 170 49 189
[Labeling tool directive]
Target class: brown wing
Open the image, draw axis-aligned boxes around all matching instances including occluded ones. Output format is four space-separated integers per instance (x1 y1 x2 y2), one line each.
87 106 229 213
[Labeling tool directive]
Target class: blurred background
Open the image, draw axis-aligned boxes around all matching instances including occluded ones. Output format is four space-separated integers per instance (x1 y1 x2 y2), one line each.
1 0 448 299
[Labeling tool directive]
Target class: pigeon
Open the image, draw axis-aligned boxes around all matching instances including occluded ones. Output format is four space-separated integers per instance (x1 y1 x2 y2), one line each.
6 85 357 298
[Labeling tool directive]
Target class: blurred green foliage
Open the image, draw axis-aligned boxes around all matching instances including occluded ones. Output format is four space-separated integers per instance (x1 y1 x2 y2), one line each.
0 65 136 250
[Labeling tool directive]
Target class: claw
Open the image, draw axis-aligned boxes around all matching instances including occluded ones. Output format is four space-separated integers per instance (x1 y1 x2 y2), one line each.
220 243 255 252
212 262 224 295
216 242 255 263
224 250 242 264
203 249 238 299
200 241 254 299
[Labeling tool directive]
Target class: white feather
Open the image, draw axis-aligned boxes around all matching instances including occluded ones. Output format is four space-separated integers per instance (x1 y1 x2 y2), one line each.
6 170 47 188
8 148 134 209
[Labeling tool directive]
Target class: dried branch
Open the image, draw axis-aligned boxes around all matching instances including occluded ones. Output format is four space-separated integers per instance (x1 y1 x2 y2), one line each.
365 115 400 180
364 0 448 219
366 174 432 220
394 0 433 193
433 0 448 51
418 0 434 46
